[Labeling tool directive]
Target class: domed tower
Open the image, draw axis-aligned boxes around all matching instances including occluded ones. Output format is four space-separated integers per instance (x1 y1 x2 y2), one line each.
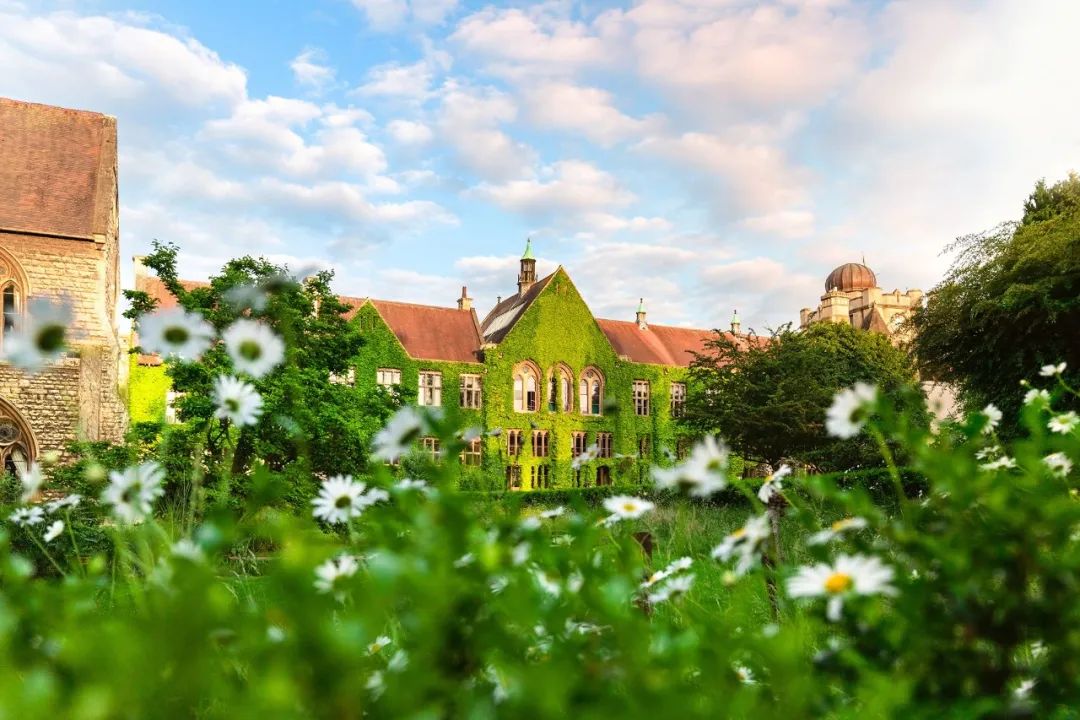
825 262 877 293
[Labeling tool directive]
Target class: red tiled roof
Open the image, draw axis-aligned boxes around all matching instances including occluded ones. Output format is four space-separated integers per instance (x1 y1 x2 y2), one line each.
344 297 484 364
0 97 117 240
597 319 717 367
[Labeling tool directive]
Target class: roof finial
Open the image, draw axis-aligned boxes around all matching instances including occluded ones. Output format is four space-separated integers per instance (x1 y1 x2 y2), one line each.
862 252 866 266
522 237 535 260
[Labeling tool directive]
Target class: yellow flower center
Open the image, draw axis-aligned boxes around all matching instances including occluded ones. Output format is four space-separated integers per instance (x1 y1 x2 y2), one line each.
731 528 746 538
831 519 849 531
622 503 637 513
824 572 853 594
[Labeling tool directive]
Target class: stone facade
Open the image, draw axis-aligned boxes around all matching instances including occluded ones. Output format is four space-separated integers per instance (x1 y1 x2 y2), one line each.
0 97 127 473
800 262 924 344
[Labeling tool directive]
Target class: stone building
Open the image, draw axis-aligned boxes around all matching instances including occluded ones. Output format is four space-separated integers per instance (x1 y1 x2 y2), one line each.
132 241 753 490
0 97 127 473
800 261 924 343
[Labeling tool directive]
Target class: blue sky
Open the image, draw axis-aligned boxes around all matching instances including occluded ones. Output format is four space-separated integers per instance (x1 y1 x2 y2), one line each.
2 0 1077 330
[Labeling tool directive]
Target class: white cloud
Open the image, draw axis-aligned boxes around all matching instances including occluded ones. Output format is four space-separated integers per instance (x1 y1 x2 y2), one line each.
356 60 433 100
290 48 335 92
471 160 633 219
387 119 434 145
521 82 660 145
739 210 814 239
352 0 458 31
435 83 535 182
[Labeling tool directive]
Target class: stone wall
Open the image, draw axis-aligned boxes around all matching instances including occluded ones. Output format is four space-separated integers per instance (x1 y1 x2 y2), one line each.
0 358 82 461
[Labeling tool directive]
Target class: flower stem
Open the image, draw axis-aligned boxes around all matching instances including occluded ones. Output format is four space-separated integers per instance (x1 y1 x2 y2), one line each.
870 426 907 512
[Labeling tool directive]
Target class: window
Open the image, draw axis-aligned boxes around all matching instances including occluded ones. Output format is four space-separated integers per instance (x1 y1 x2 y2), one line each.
418 371 442 406
561 370 573 412
532 430 549 458
460 437 482 466
330 367 356 385
377 368 401 389
633 380 651 416
596 432 613 459
164 391 183 424
505 464 522 490
638 435 651 459
578 368 604 416
571 431 588 458
670 383 686 418
0 250 27 353
530 465 551 489
460 374 482 409
507 429 523 456
596 466 612 486
676 437 691 460
573 468 588 488
513 363 540 412
548 373 558 412
421 436 441 461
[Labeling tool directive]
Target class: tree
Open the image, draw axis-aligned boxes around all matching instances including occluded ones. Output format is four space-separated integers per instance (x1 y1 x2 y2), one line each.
686 321 925 472
912 174 1080 429
124 242 394 503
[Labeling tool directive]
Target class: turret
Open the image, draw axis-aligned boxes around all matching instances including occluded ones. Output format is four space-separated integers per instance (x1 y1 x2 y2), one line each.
730 308 741 335
636 298 648 329
517 238 537 294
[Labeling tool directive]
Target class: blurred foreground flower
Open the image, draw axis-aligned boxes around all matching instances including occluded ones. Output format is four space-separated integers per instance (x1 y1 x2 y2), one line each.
712 514 770 575
213 375 264 427
101 461 166 524
0 297 72 371
222 319 284 378
137 307 215 361
825 383 876 439
787 554 896 622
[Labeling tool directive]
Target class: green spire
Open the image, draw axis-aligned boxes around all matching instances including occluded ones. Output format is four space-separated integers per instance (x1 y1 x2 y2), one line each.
637 297 646 313
522 237 535 260
731 308 740 323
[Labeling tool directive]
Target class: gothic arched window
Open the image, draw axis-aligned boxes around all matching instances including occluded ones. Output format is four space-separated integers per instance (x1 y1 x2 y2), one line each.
579 368 604 416
513 362 541 413
0 248 29 354
548 364 574 412
0 397 36 480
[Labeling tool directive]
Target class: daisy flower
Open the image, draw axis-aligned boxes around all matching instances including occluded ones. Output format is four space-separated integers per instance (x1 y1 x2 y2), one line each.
1048 412 1079 435
137 307 215 361
975 445 1002 461
312 475 370 525
18 462 44 503
172 538 205 561
807 517 869 546
786 554 896 622
101 461 166 524
653 436 730 497
825 383 877 439
224 284 268 312
213 375 264 427
712 514 771 575
734 665 756 685
222 319 285 378
1044 452 1073 478
602 495 655 521
981 404 1002 434
0 297 72 371
1024 388 1051 405
533 569 563 597
44 494 82 514
314 554 360 598
394 478 428 492
1040 362 1067 377
9 506 45 527
981 455 1018 471
758 464 791 503
647 573 695 604
367 635 392 655
43 520 64 543
641 556 693 589
540 506 566 519
372 406 425 462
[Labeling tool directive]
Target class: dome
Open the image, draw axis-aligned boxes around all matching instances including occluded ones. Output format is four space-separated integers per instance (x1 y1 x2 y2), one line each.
825 262 877 292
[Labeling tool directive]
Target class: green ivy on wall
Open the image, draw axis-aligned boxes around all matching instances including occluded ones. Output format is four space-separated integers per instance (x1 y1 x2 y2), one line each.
127 355 171 424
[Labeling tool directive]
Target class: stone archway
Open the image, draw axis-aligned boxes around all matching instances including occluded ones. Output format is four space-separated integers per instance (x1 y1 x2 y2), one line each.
0 397 37 478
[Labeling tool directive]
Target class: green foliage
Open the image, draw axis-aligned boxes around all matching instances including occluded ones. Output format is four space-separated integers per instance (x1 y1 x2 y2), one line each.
913 174 1080 428
126 355 170 423
687 321 926 471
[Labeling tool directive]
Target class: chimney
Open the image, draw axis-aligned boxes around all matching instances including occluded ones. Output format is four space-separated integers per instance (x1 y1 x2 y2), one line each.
517 238 537 294
636 298 648 329
457 286 473 311
730 308 741 335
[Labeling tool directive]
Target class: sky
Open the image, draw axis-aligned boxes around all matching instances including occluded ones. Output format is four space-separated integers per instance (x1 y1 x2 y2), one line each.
1 0 1078 332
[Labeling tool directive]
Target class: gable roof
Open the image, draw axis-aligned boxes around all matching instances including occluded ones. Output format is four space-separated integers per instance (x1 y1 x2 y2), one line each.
343 297 483 364
597 319 714 367
0 97 117 240
479 271 557 344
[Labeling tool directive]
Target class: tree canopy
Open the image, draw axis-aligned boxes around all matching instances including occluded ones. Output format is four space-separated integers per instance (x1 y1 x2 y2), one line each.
685 321 925 471
911 173 1080 428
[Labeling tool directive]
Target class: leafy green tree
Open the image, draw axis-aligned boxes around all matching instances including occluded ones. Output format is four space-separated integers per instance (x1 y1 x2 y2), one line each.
124 241 394 503
912 174 1080 429
686 322 925 471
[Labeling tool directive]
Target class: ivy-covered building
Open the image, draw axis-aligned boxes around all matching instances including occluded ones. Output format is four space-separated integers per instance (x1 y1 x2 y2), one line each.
132 242 750 490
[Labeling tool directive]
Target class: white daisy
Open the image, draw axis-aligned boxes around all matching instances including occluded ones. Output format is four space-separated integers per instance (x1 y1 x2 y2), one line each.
980 455 1018 471
807 517 869 546
453 553 475 568
367 635 392 655
1040 362 1067 377
653 436 730 497
602 495 655 521
825 383 877 439
981 404 1002 434
1044 452 1073 477
213 375 264 427
17 462 44 503
1014 678 1036 699
172 538 205 561
512 542 530 566
387 650 409 672
734 665 756 685
647 573 695 604
136 307 215 361
372 406 425 463
365 671 385 699
641 556 693 589
44 494 82 513
975 445 1002 461
0 297 73 371
314 554 360 597
1024 388 1051 405
224 284 268 312
100 461 167 524
712 514 771 575
9 506 45 527
533 569 563 597
758 464 791 503
786 554 896 622
540 506 566 519
312 475 370 525
43 520 64 543
222 319 285 378
1048 411 1079 435
394 478 428 492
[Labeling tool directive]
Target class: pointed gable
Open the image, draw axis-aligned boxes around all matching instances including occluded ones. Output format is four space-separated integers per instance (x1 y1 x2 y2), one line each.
480 270 557 344
343 297 483 364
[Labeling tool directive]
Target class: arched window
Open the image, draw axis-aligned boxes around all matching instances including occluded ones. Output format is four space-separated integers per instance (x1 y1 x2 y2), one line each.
548 364 574 413
0 397 37 479
548 372 558 412
578 368 604 416
513 362 541 413
0 248 29 353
